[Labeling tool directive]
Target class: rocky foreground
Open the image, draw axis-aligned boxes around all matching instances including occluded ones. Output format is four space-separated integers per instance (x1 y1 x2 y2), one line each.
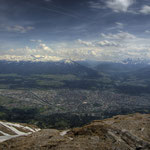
0 113 150 150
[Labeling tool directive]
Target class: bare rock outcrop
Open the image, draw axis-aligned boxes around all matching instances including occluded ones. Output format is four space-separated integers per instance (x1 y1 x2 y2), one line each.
0 113 150 150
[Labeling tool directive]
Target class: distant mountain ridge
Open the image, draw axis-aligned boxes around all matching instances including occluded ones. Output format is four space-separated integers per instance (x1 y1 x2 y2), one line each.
0 60 100 78
0 55 150 65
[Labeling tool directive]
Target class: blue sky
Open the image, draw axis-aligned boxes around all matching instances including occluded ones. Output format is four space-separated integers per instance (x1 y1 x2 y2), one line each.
0 0 150 61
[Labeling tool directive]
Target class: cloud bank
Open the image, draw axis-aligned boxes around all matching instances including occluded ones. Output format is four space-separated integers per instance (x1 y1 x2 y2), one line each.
1 30 150 62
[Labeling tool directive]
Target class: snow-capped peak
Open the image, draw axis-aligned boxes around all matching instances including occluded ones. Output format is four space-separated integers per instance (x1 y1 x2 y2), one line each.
63 59 74 64
0 55 63 62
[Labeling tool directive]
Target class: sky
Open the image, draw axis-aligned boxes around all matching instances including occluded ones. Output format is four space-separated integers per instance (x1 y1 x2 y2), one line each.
0 0 150 61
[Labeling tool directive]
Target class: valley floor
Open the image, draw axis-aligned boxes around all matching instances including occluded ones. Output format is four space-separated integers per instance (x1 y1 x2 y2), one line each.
0 88 150 128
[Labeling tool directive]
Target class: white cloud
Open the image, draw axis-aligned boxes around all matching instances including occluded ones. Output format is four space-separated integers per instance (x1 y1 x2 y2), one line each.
97 40 119 47
115 22 124 28
6 25 34 33
77 39 94 46
99 31 150 60
8 43 54 57
107 22 124 30
30 39 42 43
106 0 135 12
39 43 53 52
145 30 150 33
55 47 103 60
88 1 105 9
140 5 150 14
101 31 136 40
89 0 135 13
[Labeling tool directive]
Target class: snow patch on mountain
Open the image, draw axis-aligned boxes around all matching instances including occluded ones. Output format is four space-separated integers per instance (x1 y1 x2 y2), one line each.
0 55 63 62
0 121 40 143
